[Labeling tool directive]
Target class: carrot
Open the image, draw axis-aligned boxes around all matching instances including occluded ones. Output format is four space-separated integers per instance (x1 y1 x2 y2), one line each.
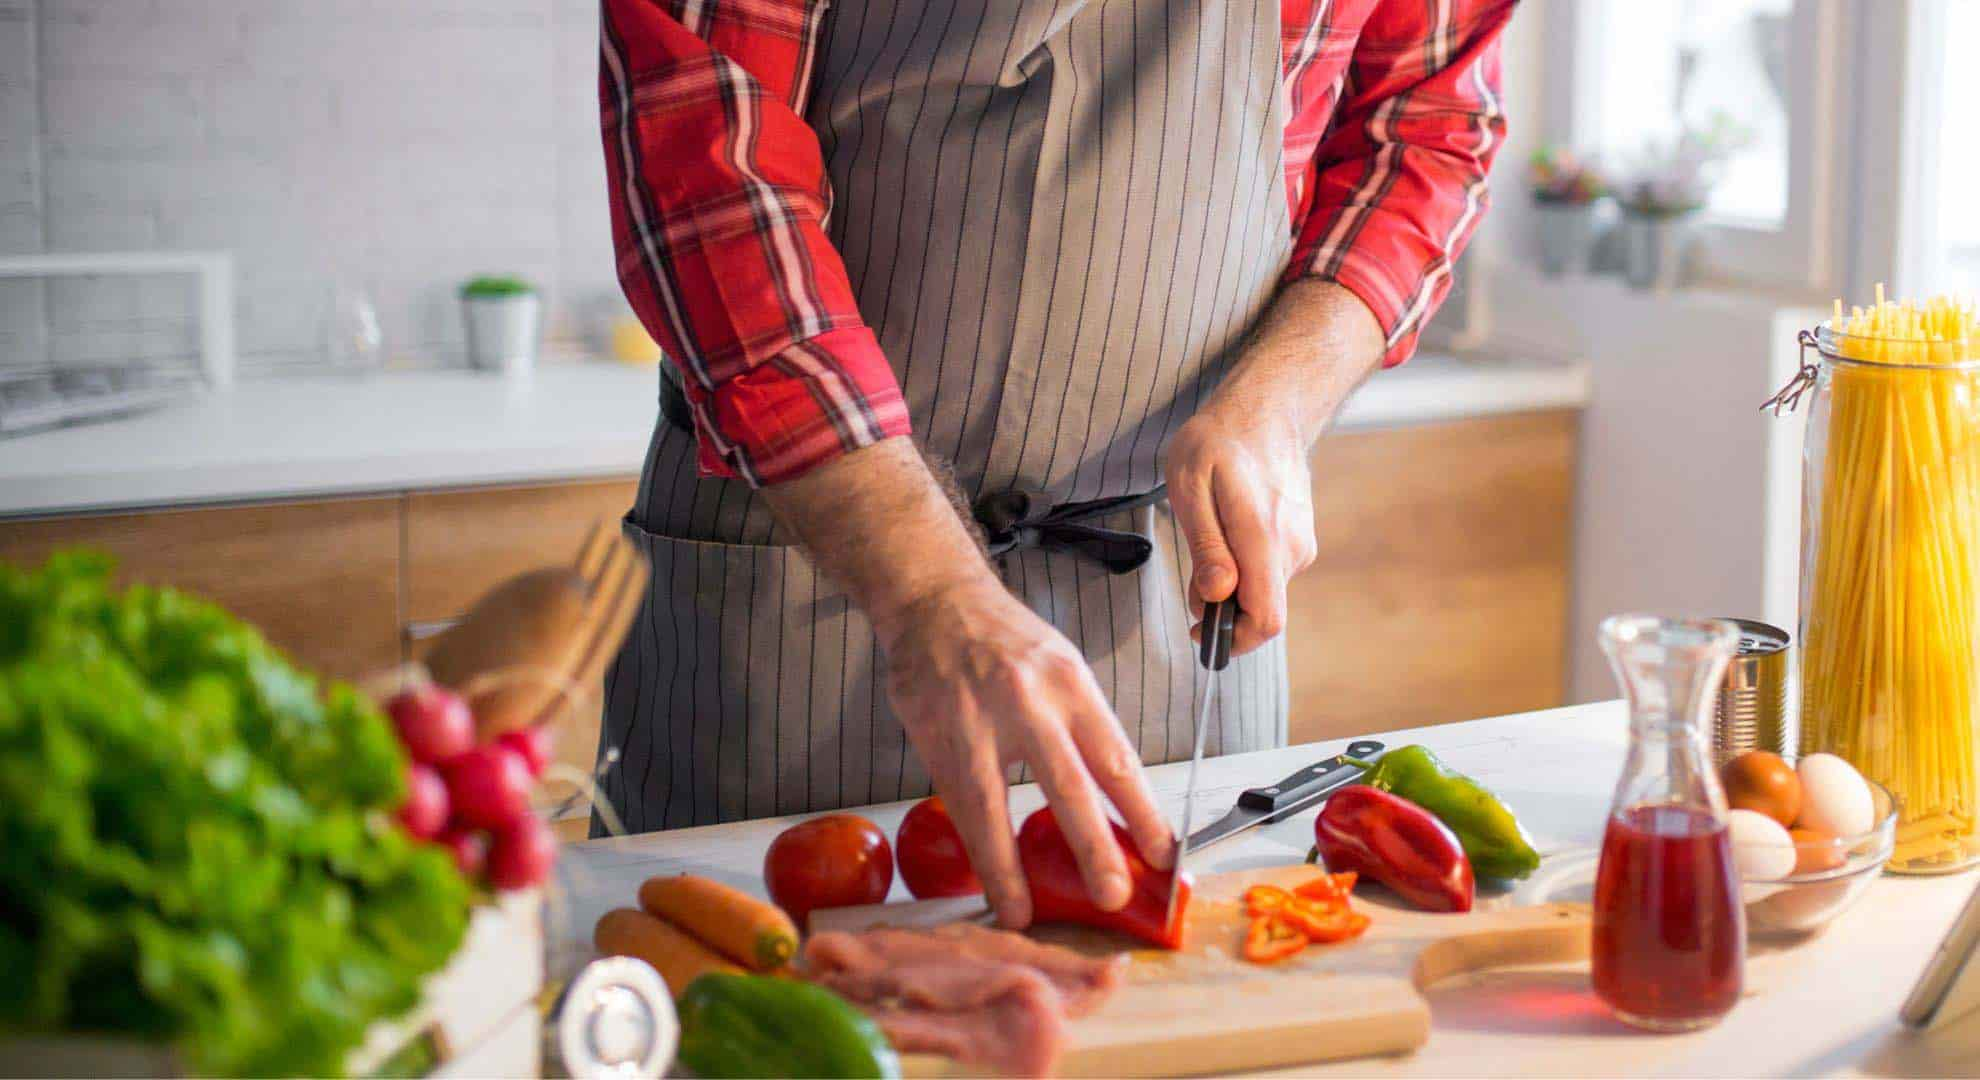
638 874 800 971
593 907 742 997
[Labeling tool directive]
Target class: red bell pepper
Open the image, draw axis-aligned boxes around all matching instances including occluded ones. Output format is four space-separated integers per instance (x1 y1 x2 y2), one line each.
1314 784 1475 913
1017 807 1190 949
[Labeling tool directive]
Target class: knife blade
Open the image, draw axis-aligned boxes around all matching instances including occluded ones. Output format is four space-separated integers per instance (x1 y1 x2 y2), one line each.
1183 738 1386 852
1165 597 1238 930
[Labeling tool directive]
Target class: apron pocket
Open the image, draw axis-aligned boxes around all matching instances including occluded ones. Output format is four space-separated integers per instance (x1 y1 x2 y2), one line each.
602 516 919 831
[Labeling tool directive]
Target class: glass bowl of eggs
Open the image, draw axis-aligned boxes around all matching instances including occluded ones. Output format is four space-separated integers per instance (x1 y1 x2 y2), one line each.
1722 751 1897 938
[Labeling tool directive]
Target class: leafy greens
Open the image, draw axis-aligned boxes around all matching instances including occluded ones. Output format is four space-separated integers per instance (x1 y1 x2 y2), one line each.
0 551 471 1076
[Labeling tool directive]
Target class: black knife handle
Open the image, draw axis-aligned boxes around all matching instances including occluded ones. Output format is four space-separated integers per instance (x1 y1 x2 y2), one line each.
1235 739 1385 813
1198 599 1238 671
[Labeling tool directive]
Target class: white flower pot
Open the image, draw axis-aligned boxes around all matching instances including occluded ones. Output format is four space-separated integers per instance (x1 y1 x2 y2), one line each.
463 294 543 378
1618 213 1697 292
1533 201 1598 276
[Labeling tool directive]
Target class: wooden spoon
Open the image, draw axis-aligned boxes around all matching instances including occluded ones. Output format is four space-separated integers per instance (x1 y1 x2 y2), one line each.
424 566 592 737
423 519 648 739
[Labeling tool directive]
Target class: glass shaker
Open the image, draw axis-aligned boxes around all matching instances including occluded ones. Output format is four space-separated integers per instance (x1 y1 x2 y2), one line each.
325 280 385 375
1592 615 1745 1032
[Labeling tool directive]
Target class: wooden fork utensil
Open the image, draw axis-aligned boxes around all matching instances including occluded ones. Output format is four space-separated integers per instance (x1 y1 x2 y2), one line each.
423 518 648 738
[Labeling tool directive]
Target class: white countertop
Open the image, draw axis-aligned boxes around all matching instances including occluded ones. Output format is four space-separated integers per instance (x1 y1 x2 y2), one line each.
559 701 1980 1078
0 354 1589 518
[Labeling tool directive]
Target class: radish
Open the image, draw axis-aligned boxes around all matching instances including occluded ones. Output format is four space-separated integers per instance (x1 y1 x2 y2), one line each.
438 825 488 877
387 685 474 765
487 814 558 890
397 763 450 839
443 744 533 830
496 726 552 778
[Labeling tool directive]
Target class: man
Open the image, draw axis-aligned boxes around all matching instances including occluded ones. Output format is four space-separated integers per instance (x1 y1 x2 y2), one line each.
597 0 1511 927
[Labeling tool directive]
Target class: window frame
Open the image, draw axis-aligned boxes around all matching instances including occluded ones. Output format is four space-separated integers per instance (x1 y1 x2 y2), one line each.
1886 0 1957 296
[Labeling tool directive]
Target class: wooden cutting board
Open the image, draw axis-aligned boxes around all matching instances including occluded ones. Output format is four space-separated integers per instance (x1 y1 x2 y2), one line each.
811 864 1590 1077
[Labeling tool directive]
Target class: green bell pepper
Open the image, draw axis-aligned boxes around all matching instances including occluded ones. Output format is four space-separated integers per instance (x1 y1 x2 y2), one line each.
1349 744 1541 880
676 972 901 1079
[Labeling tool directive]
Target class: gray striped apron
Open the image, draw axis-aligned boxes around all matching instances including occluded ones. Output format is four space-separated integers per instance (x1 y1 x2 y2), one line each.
599 0 1294 833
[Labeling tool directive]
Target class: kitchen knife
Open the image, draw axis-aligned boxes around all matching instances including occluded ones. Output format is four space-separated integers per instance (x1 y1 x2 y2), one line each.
1182 738 1386 852
1165 597 1239 930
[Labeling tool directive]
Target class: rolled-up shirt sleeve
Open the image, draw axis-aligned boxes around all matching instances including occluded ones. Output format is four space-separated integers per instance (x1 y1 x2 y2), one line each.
600 0 909 486
1286 0 1514 368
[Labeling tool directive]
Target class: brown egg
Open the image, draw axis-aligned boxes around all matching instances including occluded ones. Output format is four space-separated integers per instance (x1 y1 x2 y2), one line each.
1790 827 1846 875
1721 751 1802 827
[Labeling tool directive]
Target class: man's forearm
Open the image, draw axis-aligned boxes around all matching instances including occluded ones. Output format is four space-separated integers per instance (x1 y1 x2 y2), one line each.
766 284 1377 645
759 437 997 645
1208 279 1387 446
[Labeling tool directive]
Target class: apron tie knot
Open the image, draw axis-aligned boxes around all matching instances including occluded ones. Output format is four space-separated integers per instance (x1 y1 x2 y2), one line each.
971 485 1168 575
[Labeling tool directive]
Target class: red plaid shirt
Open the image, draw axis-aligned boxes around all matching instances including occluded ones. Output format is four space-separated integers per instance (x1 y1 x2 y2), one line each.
601 0 1513 486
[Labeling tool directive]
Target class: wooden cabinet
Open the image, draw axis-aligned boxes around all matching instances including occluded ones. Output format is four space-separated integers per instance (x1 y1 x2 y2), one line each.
0 478 640 677
1287 410 1579 744
0 497 403 678
404 480 639 627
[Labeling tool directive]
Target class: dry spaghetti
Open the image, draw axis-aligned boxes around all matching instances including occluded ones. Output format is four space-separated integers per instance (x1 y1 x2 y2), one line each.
1799 288 1980 872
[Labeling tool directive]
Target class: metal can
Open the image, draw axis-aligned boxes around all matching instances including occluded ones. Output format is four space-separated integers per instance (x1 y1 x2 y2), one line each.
1711 618 1790 765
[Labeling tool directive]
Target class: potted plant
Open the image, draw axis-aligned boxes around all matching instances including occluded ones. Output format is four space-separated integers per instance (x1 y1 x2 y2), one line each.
460 275 542 377
1527 146 1607 276
1612 115 1751 291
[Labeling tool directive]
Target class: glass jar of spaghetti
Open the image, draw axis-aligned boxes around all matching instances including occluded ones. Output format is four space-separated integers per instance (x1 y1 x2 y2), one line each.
1768 293 1980 874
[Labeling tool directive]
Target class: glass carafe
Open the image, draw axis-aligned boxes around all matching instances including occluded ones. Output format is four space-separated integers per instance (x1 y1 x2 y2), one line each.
1592 615 1745 1032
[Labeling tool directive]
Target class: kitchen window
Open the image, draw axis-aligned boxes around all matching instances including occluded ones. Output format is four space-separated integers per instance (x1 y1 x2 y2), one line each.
1545 0 1849 294
1903 0 1980 297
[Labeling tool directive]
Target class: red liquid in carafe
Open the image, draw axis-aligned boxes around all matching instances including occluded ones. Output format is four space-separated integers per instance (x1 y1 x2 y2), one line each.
1591 805 1744 1029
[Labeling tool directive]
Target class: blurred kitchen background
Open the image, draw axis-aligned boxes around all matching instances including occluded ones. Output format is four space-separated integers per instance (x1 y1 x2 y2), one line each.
0 0 614 373
1 0 1974 833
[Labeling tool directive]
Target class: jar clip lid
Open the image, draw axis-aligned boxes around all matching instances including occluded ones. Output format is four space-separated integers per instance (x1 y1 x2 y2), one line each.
1760 328 1822 416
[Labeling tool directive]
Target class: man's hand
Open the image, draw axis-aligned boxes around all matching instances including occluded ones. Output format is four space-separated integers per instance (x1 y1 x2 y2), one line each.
878 574 1174 927
760 438 1172 928
1166 408 1316 655
1164 280 1386 653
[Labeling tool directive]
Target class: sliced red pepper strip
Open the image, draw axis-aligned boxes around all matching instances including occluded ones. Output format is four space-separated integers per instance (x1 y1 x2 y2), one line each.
1294 872 1358 905
1278 899 1371 944
1243 884 1293 917
1241 913 1309 963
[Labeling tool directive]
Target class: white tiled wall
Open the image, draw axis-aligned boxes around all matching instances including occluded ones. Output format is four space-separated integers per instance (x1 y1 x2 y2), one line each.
0 0 620 374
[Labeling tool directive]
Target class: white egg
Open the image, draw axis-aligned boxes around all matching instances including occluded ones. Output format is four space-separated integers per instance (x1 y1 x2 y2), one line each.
1797 753 1875 836
1727 808 1798 880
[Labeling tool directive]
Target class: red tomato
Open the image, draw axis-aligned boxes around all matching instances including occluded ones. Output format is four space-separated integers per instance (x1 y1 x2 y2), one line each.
487 814 558 890
437 825 488 877
444 744 534 830
387 685 475 765
496 726 553 778
764 814 894 928
896 797 981 899
397 763 450 839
